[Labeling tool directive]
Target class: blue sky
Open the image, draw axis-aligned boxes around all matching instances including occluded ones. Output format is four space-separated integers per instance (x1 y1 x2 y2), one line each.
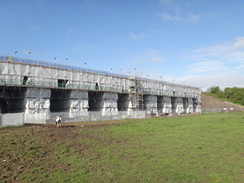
1 0 244 89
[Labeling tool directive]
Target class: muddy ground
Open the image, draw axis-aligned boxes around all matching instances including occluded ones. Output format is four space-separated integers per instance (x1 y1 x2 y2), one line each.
0 121 124 183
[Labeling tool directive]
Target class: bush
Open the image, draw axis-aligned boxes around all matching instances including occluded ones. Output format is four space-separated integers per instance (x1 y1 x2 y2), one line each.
207 86 244 105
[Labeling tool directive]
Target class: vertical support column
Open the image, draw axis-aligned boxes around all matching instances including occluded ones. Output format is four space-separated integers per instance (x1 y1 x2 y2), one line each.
176 97 184 115
157 96 164 115
69 90 88 117
187 98 194 113
172 97 184 115
163 96 172 115
144 95 158 115
171 97 177 114
183 98 188 114
118 93 130 111
88 91 103 111
197 95 202 113
101 93 118 116
24 88 51 123
25 88 51 114
193 96 201 113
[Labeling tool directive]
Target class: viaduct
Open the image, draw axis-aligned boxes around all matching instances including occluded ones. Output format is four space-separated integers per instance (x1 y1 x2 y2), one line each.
0 56 201 120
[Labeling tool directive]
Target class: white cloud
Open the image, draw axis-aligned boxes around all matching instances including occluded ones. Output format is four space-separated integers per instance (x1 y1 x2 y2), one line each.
187 37 244 66
152 57 164 62
182 37 244 89
186 60 227 74
188 13 201 23
176 74 244 90
30 25 41 31
232 37 244 50
130 49 165 63
157 12 201 23
130 33 146 41
158 13 182 22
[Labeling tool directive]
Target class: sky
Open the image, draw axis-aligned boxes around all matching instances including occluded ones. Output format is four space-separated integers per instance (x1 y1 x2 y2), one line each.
1 0 244 90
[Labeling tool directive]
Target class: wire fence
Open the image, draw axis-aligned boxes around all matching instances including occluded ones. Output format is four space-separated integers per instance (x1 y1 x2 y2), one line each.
0 111 146 127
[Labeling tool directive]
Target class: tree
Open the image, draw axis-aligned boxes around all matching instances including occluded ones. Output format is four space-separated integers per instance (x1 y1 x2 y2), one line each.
210 86 221 94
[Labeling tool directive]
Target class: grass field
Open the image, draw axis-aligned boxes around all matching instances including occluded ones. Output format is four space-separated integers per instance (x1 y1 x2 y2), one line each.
1 112 244 183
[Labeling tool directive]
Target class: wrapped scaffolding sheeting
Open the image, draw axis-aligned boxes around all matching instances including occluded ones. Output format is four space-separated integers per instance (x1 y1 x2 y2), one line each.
118 94 130 111
101 93 118 116
172 97 184 115
69 91 89 117
187 98 194 113
0 57 202 118
195 96 201 113
101 108 118 117
162 97 172 114
144 95 158 115
26 89 51 98
25 98 50 109
157 96 164 115
24 88 51 122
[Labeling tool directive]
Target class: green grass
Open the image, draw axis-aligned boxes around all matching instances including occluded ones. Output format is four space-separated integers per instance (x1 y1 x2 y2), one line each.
51 112 244 182
1 112 244 182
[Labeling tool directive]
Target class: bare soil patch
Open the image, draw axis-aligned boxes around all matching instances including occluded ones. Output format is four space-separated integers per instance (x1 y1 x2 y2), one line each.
0 121 124 182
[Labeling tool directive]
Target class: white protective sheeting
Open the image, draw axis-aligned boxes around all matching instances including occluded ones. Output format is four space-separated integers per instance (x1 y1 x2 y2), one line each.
69 91 89 117
2 61 201 95
102 100 117 108
24 88 51 117
162 97 172 114
69 108 88 113
174 97 184 114
103 93 118 100
69 108 88 118
144 102 157 108
0 113 24 127
70 91 88 99
143 96 158 115
26 88 51 98
70 100 88 108
100 93 118 116
101 107 118 116
25 98 50 109
24 108 50 114
144 95 157 102
0 60 202 117
24 113 48 124
187 98 194 113
0 62 8 74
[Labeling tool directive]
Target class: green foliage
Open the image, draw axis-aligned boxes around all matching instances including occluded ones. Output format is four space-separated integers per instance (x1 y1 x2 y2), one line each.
205 86 244 105
210 86 221 94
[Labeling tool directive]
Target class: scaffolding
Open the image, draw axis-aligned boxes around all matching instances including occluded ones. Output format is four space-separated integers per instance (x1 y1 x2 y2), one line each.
0 55 202 117
129 77 144 110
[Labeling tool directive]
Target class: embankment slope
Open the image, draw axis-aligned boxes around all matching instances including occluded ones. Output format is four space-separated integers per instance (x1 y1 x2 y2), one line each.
201 94 244 112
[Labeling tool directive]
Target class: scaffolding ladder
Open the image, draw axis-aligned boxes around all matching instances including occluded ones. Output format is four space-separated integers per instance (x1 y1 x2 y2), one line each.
129 77 144 110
